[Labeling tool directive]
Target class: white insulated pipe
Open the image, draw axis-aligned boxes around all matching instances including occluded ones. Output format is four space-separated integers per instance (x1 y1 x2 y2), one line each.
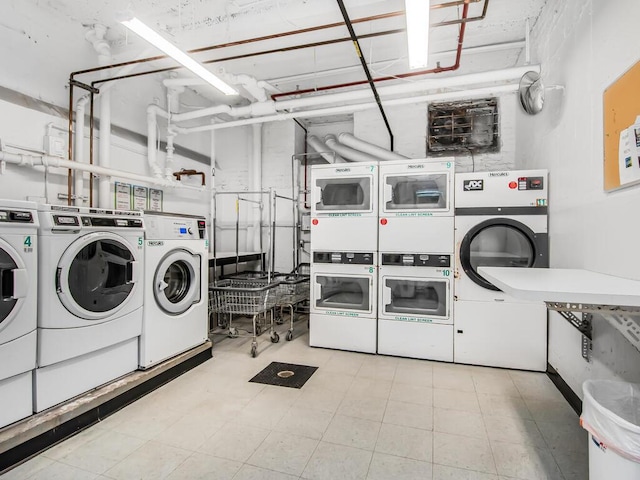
338 132 407 161
324 135 379 163
74 95 89 206
98 89 111 209
146 105 164 177
161 65 539 125
306 135 344 163
0 151 205 191
182 83 522 133
165 132 176 180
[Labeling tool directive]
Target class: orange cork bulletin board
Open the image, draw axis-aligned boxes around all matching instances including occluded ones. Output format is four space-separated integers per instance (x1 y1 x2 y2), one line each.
603 59 640 191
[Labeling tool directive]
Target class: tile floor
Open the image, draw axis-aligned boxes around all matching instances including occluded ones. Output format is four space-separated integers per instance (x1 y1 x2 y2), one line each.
3 319 588 480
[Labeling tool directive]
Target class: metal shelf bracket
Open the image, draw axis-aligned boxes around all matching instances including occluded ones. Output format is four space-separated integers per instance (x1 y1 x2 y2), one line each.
546 302 640 362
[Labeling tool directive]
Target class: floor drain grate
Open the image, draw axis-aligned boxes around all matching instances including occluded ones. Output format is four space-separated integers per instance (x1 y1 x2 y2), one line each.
249 362 318 388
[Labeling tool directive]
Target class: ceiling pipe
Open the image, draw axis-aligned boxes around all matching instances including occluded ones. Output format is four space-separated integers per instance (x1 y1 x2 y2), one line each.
162 65 535 126
272 0 474 99
324 134 380 163
338 132 407 161
307 136 345 163
0 150 204 191
266 40 526 86
336 0 394 151
180 83 523 133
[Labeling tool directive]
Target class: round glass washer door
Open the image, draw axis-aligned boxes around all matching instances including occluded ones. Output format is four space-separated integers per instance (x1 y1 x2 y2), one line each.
57 232 138 320
0 239 28 329
154 250 201 315
460 218 538 291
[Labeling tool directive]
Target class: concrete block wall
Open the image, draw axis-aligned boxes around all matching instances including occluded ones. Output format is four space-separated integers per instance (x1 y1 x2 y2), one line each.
351 96 517 172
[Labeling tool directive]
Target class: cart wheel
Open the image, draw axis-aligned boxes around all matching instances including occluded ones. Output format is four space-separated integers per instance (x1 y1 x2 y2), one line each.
228 327 238 338
286 331 293 341
276 317 284 325
251 345 257 357
271 332 280 343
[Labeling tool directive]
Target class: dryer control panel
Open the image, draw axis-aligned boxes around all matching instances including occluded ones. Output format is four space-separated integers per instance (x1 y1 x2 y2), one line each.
144 214 207 241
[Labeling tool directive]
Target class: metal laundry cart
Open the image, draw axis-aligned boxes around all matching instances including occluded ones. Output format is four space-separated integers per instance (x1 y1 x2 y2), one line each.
275 273 310 341
209 278 280 357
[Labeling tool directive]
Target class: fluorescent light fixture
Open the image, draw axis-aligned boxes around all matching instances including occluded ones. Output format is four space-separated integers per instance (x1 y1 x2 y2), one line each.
120 17 238 96
405 0 430 69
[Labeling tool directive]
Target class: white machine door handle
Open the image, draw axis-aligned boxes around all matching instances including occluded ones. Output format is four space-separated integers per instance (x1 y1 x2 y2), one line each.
158 279 168 292
126 261 138 284
11 269 28 299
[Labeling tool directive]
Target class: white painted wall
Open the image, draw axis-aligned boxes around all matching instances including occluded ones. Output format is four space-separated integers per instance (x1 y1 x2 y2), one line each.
516 0 640 398
0 99 210 216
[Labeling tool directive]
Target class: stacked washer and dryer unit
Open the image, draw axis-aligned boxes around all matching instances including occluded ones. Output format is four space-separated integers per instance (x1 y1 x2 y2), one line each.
35 206 145 412
140 212 209 370
377 159 455 361
309 162 379 354
0 200 38 428
454 169 549 371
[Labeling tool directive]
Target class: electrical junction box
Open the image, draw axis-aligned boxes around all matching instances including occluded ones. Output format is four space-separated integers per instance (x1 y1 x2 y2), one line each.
301 212 311 231
44 134 67 158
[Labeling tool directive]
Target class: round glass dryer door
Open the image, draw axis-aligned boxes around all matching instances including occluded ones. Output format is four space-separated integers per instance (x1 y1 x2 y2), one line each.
154 250 201 315
57 232 138 320
0 240 27 328
460 219 537 291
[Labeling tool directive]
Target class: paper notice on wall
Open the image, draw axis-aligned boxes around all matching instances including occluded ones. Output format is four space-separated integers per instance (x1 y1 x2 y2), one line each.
115 182 132 210
132 185 148 211
619 116 640 186
149 188 163 212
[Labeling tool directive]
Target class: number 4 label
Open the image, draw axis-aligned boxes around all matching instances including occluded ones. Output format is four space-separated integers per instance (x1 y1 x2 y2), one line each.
24 236 32 248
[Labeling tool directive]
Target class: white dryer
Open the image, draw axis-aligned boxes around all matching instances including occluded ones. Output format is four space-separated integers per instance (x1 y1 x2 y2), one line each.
35 205 145 411
309 251 377 354
0 200 37 427
378 252 454 361
378 158 454 253
139 212 208 369
454 170 549 371
310 162 378 251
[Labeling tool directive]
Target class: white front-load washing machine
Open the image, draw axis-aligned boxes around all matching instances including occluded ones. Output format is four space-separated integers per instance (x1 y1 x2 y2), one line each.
0 200 38 427
35 205 145 411
377 252 454 361
454 170 549 371
139 212 208 369
309 251 377 353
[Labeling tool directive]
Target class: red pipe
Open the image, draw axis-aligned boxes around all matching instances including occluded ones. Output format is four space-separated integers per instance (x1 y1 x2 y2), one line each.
272 0 472 100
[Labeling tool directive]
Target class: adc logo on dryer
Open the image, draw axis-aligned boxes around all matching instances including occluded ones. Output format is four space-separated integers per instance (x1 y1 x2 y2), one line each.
463 179 484 191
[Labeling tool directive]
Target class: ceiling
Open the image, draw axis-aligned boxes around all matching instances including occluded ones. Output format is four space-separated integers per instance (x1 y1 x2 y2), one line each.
0 0 548 142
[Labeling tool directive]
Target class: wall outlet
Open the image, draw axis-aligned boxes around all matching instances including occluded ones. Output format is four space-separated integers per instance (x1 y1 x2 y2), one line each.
44 134 67 158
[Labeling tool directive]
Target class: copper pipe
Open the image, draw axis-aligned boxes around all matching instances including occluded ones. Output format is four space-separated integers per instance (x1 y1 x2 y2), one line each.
92 29 405 86
72 0 482 80
89 91 95 208
67 83 74 206
71 11 406 78
172 169 206 186
271 0 477 100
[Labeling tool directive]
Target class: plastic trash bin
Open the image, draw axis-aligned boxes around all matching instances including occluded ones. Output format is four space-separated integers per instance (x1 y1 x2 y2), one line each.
581 380 640 479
